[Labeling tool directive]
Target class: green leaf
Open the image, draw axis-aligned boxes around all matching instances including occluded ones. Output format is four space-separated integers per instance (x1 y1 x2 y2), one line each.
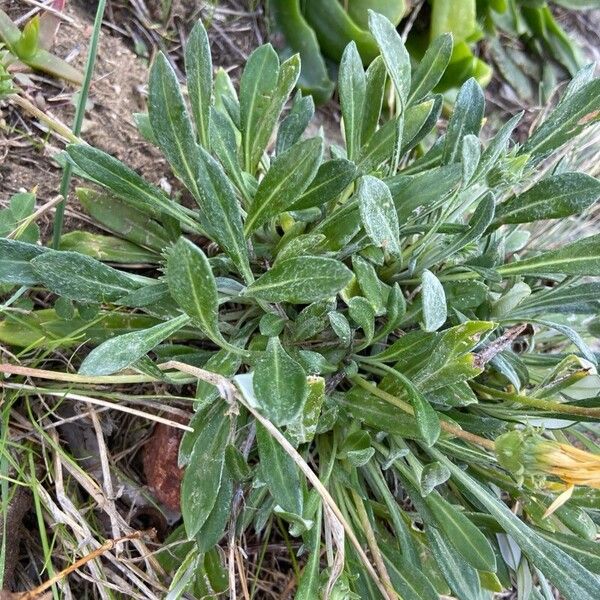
244 256 353 303
426 492 497 572
368 10 411 105
352 255 386 316
290 159 356 211
384 368 441 447
295 504 322 599
421 270 447 332
380 543 440 600
182 402 230 537
167 238 240 353
498 234 600 276
194 145 251 279
348 296 375 345
209 107 248 201
427 526 483 600
185 19 212 148
256 422 303 515
474 112 522 181
287 376 326 445
79 314 189 376
244 137 323 234
521 76 600 159
357 116 400 173
357 175 400 257
420 462 451 496
534 528 600 575
408 33 453 105
432 450 600 600
0 238 48 286
253 337 308 426
361 56 386 144
240 48 299 172
276 91 315 155
148 53 203 200
338 430 374 466
443 78 485 164
339 41 365 161
492 172 600 227
66 145 200 233
30 251 141 303
59 231 157 264
76 188 169 252
196 473 233 553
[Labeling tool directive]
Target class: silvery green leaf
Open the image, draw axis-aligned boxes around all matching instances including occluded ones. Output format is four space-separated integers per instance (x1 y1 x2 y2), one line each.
443 78 485 164
348 296 375 345
0 238 48 286
420 462 451 496
256 422 303 516
79 314 189 376
290 159 356 211
368 10 411 105
361 56 386 144
287 377 325 445
31 251 142 303
357 175 400 257
167 238 242 354
245 137 323 234
253 337 308 426
181 402 229 537
421 270 447 332
461 134 480 184
244 256 352 303
276 91 315 155
492 172 600 227
185 19 212 147
498 234 600 276
408 33 453 106
338 41 365 161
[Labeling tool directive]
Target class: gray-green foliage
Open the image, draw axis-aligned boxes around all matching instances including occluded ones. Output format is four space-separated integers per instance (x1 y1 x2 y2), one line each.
2 12 600 600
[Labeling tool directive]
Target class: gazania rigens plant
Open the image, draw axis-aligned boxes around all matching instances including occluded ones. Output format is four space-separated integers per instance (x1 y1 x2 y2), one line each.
2 10 600 599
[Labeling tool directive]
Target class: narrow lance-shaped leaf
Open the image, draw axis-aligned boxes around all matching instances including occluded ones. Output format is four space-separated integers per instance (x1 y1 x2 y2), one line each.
368 10 411 105
253 337 308 426
182 402 230 537
0 238 48 286
421 270 447 333
338 41 365 161
185 19 212 148
290 159 357 211
431 449 600 600
492 172 600 227
443 78 485 164
498 234 600 276
244 137 323 234
31 251 142 303
357 175 401 257
425 492 497 572
79 314 190 376
244 256 353 304
408 33 453 106
361 56 386 144
148 53 202 201
167 238 244 354
386 367 441 447
65 145 202 233
256 422 303 516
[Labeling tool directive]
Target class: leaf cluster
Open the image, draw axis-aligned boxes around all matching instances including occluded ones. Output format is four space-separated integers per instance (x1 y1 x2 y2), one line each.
2 11 600 599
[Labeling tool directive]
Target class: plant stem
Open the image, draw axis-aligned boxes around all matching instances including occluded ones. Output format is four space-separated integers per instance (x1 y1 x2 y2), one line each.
352 375 496 451
472 382 600 418
51 0 107 249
